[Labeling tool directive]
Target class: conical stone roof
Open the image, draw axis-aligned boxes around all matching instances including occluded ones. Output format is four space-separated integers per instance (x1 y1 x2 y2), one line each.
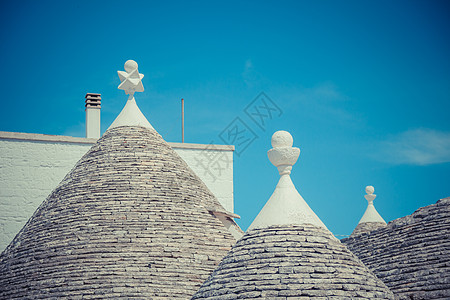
343 197 450 299
350 186 387 237
0 126 237 299
0 61 238 299
192 131 395 299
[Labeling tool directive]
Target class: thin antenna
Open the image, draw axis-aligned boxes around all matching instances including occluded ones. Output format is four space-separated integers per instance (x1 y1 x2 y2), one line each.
181 98 184 143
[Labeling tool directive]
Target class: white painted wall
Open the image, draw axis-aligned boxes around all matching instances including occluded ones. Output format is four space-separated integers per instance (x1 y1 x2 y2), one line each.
0 132 234 252
175 146 234 213
86 107 101 139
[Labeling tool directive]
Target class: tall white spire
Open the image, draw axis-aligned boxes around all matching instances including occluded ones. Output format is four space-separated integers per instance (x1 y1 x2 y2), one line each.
108 60 153 130
358 186 387 224
248 130 327 231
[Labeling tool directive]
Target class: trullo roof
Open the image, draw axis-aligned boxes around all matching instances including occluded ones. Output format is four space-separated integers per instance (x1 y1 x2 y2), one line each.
343 197 450 300
0 60 239 299
192 131 395 299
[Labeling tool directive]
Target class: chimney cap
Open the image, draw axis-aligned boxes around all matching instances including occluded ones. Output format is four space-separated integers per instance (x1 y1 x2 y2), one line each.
85 93 101 98
85 93 101 108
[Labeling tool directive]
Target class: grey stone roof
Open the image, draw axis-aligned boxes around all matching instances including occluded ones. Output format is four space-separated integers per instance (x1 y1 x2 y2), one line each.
350 221 386 237
192 224 395 299
342 197 450 300
0 126 237 299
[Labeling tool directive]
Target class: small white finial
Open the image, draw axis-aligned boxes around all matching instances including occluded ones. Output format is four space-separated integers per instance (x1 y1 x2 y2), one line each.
267 131 300 175
248 129 327 230
364 185 376 203
108 60 153 130
117 60 144 97
271 130 293 148
365 185 375 195
357 185 386 225
124 60 138 72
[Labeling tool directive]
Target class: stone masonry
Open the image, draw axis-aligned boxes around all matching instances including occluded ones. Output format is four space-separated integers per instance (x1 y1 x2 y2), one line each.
0 131 235 252
343 198 450 300
193 224 395 299
0 126 237 299
350 222 387 237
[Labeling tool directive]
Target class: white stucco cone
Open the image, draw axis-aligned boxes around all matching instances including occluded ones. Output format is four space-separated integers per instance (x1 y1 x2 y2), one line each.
248 130 327 231
109 95 153 130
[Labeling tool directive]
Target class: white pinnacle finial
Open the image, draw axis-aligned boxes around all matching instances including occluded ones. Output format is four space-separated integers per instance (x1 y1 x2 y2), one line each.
248 130 327 231
364 185 376 203
117 60 144 97
268 131 300 175
358 185 386 225
108 60 153 130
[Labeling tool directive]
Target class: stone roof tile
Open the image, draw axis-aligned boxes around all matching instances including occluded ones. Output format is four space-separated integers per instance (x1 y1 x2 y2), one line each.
193 224 395 299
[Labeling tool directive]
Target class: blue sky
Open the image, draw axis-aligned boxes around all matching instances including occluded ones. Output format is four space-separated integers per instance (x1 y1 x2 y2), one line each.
1 0 449 236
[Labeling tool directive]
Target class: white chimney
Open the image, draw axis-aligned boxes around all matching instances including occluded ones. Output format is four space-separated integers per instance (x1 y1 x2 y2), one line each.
85 93 101 139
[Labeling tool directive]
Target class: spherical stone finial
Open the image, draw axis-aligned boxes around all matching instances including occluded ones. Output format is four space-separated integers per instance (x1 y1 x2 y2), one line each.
364 185 376 202
271 130 294 148
268 130 300 175
365 186 375 195
124 60 138 72
118 60 144 96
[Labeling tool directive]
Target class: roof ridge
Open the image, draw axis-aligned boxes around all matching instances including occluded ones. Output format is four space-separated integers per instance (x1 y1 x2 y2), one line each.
387 197 449 228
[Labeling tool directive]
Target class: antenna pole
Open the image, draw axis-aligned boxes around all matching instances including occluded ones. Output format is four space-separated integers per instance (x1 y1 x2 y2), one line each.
181 98 184 143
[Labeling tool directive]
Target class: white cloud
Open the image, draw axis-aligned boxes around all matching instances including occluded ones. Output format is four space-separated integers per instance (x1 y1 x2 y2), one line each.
303 82 349 103
272 83 357 125
376 128 450 165
244 59 253 70
242 59 266 88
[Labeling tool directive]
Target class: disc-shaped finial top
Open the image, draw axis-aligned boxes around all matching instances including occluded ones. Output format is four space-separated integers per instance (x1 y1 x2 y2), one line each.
271 130 294 148
365 186 375 195
124 60 138 72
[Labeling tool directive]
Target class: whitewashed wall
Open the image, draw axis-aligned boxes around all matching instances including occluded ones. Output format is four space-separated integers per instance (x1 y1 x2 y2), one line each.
174 144 234 212
0 132 234 252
